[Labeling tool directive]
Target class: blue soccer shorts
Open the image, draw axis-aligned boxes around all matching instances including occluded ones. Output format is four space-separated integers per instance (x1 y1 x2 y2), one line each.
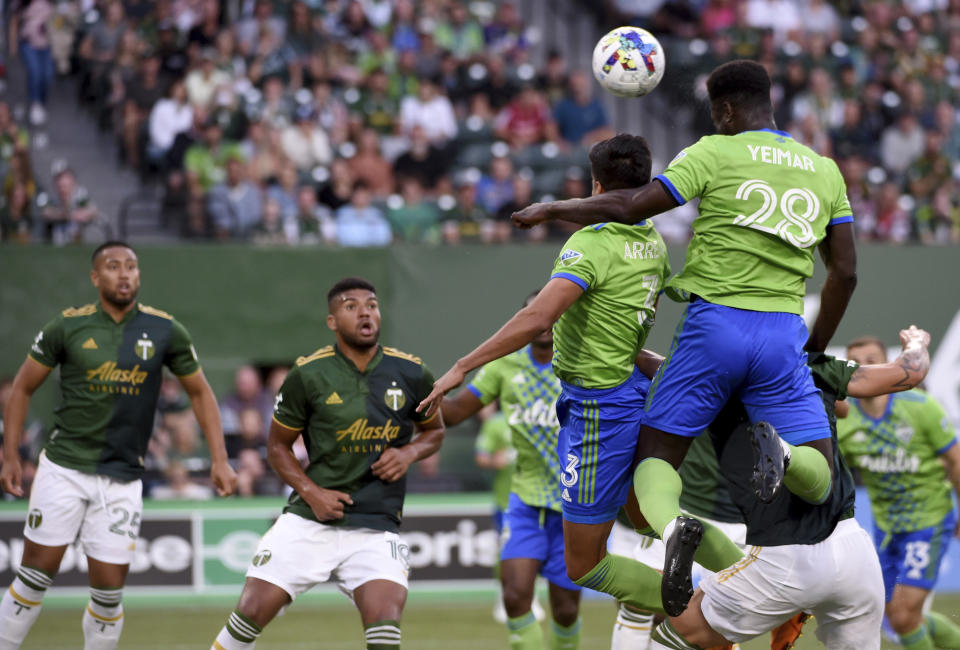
556 368 649 524
874 508 958 602
643 299 831 445
500 493 580 591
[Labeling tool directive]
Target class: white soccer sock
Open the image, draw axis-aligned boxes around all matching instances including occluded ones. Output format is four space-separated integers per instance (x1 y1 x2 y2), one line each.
610 604 654 650
662 517 678 543
0 566 53 649
82 588 124 650
212 610 262 649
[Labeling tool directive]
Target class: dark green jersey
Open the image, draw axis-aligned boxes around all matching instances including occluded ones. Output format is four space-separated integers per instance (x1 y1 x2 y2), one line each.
273 345 435 532
29 303 200 481
706 355 859 546
678 435 744 524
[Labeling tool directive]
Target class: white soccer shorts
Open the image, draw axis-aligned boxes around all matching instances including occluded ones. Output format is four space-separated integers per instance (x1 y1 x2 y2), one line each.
24 452 143 565
699 518 884 649
245 512 410 601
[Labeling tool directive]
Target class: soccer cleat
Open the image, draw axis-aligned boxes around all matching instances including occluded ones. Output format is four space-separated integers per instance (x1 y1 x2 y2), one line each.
661 516 703 617
751 421 786 503
770 612 811 650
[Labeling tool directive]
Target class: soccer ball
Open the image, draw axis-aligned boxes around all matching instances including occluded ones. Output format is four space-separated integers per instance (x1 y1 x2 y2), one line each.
591 26 665 98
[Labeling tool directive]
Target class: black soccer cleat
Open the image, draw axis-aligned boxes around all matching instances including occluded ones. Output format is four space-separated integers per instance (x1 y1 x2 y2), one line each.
751 421 787 504
661 516 704 617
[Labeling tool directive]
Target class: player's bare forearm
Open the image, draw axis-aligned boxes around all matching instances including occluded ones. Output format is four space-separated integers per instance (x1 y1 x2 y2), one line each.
372 419 445 483
846 326 931 397
513 181 675 228
635 348 665 380
806 223 857 353
266 420 319 497
406 419 446 463
441 390 484 427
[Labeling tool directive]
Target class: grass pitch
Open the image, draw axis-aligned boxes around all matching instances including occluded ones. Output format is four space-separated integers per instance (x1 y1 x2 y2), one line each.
19 593 960 648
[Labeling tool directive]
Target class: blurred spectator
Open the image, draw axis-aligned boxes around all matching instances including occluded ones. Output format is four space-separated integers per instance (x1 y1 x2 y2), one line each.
386 178 440 243
393 126 448 192
553 72 615 147
399 76 457 145
148 78 194 170
236 0 286 57
78 0 127 105
347 129 395 196
121 54 167 170
336 182 392 247
319 157 356 211
476 56 517 111
38 168 99 246
360 68 400 135
434 4 485 60
185 118 243 193
162 407 210 473
294 186 336 244
484 2 528 58
221 365 272 442
476 155 515 215
281 105 333 171
185 48 232 111
791 67 844 134
830 100 878 162
744 0 801 44
208 156 263 240
151 461 214 500
934 100 960 164
1 150 36 243
537 51 569 105
496 174 542 243
494 85 556 150
251 198 292 245
0 101 30 173
266 164 301 222
48 0 80 75
443 178 493 245
906 131 952 216
313 81 350 146
873 182 912 243
881 112 925 177
9 0 55 126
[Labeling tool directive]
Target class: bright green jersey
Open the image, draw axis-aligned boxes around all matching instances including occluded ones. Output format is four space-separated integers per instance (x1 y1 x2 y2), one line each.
474 413 514 511
273 345 436 532
29 303 200 481
468 347 562 511
550 222 670 389
656 129 853 314
837 390 957 534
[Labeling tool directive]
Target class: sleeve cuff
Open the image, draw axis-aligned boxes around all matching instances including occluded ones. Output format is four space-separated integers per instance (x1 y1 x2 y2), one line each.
936 437 957 456
654 175 686 206
466 384 483 399
272 415 303 432
174 366 202 378
27 353 54 369
550 272 589 291
828 215 854 226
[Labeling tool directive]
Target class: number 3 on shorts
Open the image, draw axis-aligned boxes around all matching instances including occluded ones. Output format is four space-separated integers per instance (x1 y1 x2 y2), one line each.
561 454 579 488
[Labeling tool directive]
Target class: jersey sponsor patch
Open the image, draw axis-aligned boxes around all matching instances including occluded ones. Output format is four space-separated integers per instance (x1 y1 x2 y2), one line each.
326 391 343 405
82 337 99 350
559 249 583 267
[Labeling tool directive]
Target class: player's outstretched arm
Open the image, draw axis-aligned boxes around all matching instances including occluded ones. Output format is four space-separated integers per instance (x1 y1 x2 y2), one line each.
266 419 354 520
441 390 485 428
417 278 583 415
0 358 51 497
940 444 960 540
806 222 857 353
179 370 238 497
372 413 446 483
511 180 676 229
846 326 931 398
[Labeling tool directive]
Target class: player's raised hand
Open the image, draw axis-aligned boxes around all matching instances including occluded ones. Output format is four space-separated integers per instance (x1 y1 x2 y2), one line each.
305 486 353 521
0 458 24 498
211 459 239 497
899 325 930 350
372 446 417 483
512 202 552 229
417 365 467 417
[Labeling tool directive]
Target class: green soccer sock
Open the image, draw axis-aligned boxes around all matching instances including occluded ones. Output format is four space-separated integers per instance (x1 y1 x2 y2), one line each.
650 618 703 650
364 620 401 649
783 444 832 504
573 553 665 614
549 618 581 650
901 623 935 650
633 459 743 571
507 612 544 650
927 611 960 648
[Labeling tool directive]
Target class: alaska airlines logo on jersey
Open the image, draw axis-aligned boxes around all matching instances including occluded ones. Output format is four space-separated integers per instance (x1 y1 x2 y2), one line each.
506 399 560 429
135 333 155 360
623 240 665 260
385 382 406 410
559 249 582 267
336 418 401 443
86 362 149 394
856 449 921 474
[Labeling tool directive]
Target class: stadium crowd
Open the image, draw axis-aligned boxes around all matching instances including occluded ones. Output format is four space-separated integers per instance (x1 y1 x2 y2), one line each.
1 0 959 247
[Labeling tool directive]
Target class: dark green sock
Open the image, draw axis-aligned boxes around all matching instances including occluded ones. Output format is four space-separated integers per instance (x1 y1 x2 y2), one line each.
783 444 832 504
549 618 581 650
927 611 960 648
506 611 543 650
574 553 664 614
901 622 935 650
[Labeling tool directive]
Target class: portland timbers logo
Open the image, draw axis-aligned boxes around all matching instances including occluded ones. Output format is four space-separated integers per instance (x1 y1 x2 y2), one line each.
252 550 272 566
385 382 406 410
27 509 42 529
135 333 155 360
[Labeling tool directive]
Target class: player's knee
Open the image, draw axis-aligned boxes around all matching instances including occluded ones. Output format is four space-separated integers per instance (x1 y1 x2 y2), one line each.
887 606 923 635
550 599 579 627
501 580 535 617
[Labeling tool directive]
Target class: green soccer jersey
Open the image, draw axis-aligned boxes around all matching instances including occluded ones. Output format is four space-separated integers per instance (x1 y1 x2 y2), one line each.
474 413 514 512
550 222 670 389
28 303 200 481
837 390 957 534
273 345 436 532
468 347 562 511
656 129 853 314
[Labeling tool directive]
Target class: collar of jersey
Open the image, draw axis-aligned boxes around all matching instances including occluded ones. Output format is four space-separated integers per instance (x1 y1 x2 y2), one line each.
335 343 383 374
525 345 552 371
592 221 646 230
854 393 895 425
98 302 140 326
743 128 793 139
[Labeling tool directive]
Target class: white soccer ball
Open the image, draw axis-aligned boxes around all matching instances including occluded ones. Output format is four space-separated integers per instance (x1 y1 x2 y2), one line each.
591 26 666 98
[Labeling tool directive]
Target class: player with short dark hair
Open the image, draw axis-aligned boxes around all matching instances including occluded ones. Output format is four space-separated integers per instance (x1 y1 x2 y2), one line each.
210 278 445 650
513 59 858 615
441 290 582 650
837 335 960 650
0 241 237 649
